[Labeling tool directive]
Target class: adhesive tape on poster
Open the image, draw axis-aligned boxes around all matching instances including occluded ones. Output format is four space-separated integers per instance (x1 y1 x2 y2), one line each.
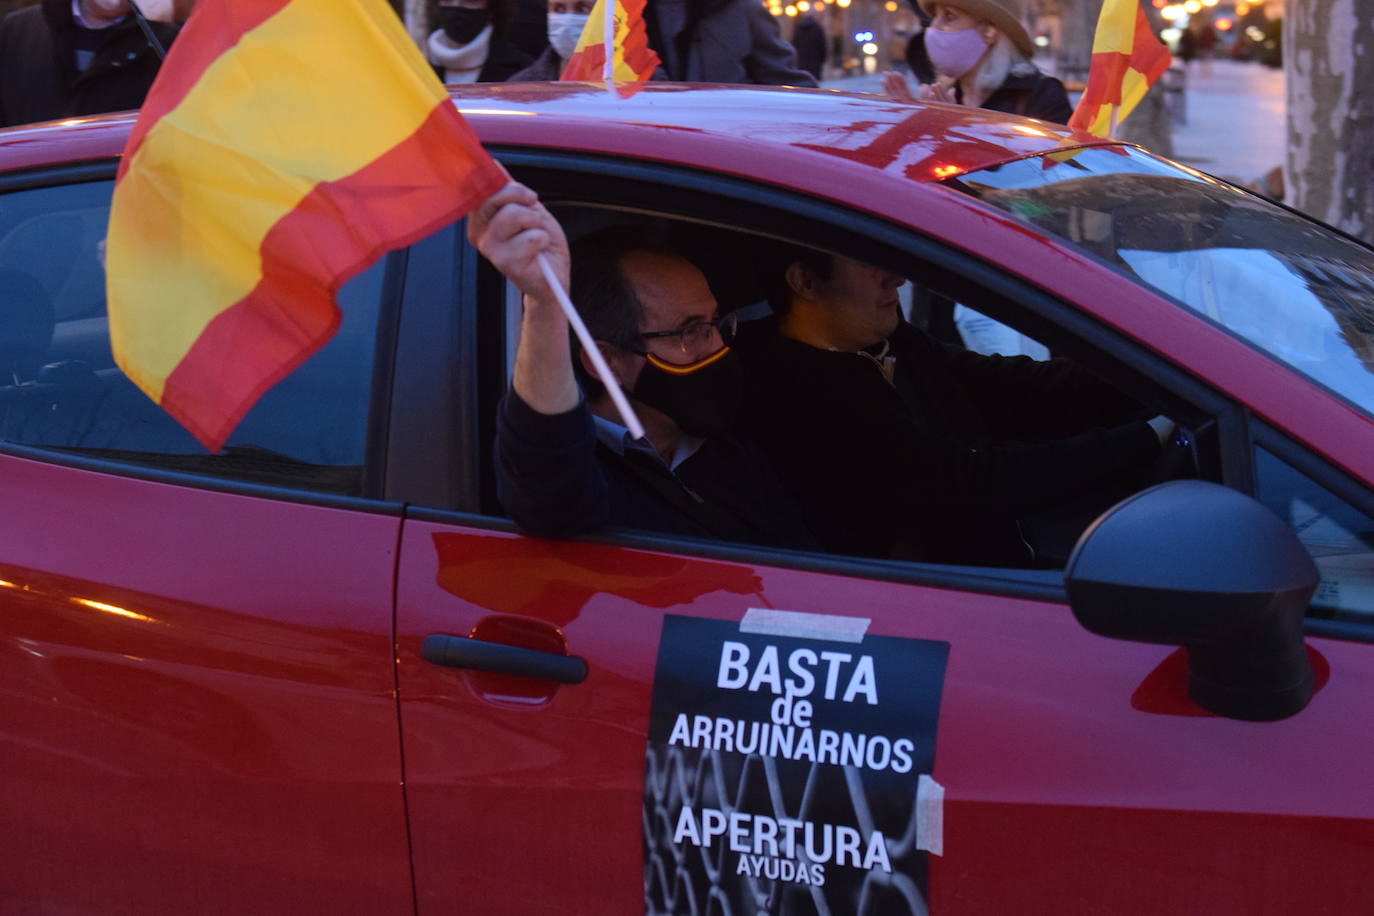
739 607 871 643
916 773 945 856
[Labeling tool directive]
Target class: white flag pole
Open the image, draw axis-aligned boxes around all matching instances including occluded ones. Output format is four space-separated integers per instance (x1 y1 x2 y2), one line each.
602 0 615 82
536 252 646 440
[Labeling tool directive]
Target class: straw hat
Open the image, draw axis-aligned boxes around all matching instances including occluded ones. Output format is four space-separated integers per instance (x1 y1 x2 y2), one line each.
916 0 1036 59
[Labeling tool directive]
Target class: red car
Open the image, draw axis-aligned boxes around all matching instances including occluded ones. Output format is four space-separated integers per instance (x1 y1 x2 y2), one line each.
3 84 1374 915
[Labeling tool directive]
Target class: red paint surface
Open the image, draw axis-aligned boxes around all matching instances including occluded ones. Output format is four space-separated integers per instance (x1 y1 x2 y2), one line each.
398 524 1374 914
0 453 411 913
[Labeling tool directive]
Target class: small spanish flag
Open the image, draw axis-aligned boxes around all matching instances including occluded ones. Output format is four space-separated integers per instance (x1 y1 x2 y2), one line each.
107 0 505 452
1069 0 1172 137
560 0 660 83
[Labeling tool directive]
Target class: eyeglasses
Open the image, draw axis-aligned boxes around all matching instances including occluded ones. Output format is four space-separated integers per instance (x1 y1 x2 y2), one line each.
633 313 738 358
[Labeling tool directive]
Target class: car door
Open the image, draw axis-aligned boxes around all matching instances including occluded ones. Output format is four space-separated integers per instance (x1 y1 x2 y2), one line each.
0 170 414 913
393 156 1374 915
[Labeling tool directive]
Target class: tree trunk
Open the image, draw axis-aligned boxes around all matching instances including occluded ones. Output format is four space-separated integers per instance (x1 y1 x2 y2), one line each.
1285 0 1374 243
1050 0 1098 86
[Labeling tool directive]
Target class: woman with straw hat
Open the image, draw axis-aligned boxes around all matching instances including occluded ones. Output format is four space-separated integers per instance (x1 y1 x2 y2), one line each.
882 0 1071 357
882 0 1071 123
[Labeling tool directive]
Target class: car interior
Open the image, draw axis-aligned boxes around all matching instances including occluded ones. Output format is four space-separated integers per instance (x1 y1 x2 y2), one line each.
490 201 1209 569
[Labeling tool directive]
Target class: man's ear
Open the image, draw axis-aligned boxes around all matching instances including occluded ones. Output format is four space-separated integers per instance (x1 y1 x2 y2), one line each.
784 260 819 302
579 341 640 389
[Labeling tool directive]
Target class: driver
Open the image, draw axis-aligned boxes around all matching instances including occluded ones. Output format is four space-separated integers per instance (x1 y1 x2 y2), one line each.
469 182 817 550
738 247 1176 565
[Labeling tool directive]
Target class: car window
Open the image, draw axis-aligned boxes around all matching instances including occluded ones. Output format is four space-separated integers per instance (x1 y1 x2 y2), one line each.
950 146 1374 423
0 179 388 495
484 200 1188 570
1255 446 1374 628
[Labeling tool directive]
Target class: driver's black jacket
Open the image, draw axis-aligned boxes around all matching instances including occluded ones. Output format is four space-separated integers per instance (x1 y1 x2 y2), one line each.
736 320 1161 565
495 389 818 550
0 0 178 128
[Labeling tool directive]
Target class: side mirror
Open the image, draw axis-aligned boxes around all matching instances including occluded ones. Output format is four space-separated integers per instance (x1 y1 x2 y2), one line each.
1065 480 1318 721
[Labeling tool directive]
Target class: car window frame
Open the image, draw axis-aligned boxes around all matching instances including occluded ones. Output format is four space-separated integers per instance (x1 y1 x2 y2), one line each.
401 146 1270 605
0 158 408 516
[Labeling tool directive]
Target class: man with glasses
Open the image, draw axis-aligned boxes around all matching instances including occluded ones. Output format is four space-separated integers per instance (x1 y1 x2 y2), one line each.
469 182 816 549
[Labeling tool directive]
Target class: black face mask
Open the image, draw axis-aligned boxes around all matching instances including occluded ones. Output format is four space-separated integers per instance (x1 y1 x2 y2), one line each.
438 6 490 44
630 347 743 439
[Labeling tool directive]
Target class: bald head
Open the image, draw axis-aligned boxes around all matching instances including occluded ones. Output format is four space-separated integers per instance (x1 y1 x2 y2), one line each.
620 250 719 342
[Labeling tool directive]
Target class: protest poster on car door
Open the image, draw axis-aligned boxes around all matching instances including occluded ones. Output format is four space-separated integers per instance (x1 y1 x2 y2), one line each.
642 609 949 915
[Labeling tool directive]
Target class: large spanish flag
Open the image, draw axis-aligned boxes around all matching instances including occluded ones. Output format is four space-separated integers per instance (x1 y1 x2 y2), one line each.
560 0 660 83
108 0 505 451
1068 0 1172 137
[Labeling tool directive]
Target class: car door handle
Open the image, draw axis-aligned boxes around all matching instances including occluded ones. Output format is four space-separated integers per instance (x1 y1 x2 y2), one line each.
421 634 587 684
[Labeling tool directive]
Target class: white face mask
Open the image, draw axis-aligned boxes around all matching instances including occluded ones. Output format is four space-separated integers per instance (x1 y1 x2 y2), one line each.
547 12 589 59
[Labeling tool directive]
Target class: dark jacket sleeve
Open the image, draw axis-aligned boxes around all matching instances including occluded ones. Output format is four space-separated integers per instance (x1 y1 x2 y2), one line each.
479 38 535 82
742 0 818 87
494 389 610 538
813 386 1157 558
742 337 1160 558
983 71 1073 125
808 373 1157 518
1024 74 1073 124
909 330 1146 440
0 6 53 128
507 46 562 81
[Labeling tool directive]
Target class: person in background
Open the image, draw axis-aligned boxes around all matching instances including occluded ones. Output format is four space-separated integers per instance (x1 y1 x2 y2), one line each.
503 0 551 58
426 0 532 83
881 0 1068 357
0 0 180 128
880 0 1069 123
509 0 817 85
792 14 826 82
507 0 588 79
1194 19 1216 70
1175 20 1196 70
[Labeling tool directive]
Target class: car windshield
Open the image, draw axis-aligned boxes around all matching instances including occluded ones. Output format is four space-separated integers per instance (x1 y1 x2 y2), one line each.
948 146 1374 420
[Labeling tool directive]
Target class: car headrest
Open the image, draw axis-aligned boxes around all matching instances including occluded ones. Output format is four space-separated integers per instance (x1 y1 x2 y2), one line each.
0 271 56 376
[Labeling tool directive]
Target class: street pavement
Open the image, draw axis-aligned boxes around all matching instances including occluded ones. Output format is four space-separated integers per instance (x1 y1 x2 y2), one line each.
821 58 1286 185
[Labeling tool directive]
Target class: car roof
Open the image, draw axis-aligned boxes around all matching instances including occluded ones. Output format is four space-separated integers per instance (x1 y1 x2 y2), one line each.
1 82 1113 187
462 82 1112 184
